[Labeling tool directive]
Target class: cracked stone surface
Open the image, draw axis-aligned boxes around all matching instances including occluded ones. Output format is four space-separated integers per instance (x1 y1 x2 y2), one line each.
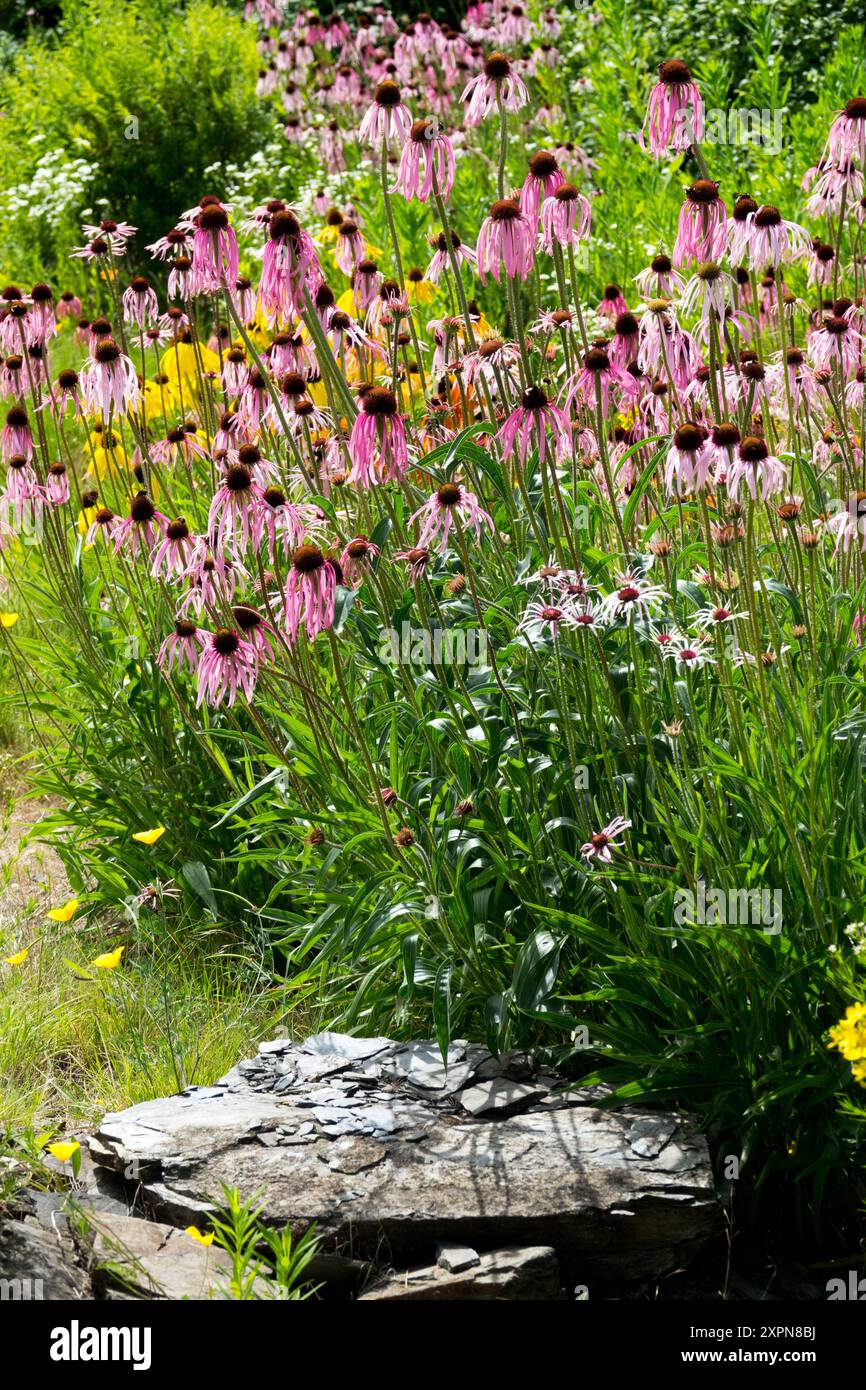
89 1031 720 1287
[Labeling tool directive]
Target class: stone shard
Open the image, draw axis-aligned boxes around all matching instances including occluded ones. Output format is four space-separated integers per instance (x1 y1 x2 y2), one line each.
359 1246 562 1301
436 1241 481 1273
89 1032 719 1290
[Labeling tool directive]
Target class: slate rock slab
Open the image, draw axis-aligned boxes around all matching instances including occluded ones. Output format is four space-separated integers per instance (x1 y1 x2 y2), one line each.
90 1032 719 1288
359 1245 562 1300
88 1211 269 1300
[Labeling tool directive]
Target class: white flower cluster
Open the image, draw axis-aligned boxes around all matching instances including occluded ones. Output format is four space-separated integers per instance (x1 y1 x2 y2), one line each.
1 140 98 224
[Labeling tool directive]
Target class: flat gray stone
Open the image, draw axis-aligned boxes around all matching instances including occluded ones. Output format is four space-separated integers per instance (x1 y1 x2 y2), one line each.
459 1078 549 1117
0 1217 89 1300
88 1211 271 1300
360 1246 562 1300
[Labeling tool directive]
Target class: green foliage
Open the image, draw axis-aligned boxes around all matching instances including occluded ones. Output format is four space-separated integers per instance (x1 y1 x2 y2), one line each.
0 0 269 280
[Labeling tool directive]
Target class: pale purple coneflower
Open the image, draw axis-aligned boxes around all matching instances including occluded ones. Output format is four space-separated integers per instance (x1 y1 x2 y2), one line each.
581 815 632 863
411 479 493 550
520 150 565 226
601 569 668 623
122 276 159 330
340 536 380 586
190 199 239 294
672 180 727 267
151 516 197 580
349 386 409 486
726 436 787 501
641 59 703 157
476 198 534 283
158 619 207 676
496 383 571 464
359 80 413 146
284 544 339 642
113 493 168 558
196 628 258 707
462 52 528 127
395 119 456 201
80 340 139 418
539 183 592 250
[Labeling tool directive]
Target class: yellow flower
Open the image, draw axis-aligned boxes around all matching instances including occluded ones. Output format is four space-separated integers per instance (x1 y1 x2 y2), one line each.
406 275 436 306
132 826 165 845
828 1002 866 1062
47 1140 80 1164
91 946 125 970
185 1226 214 1247
0 612 19 629
47 898 80 923
3 947 28 965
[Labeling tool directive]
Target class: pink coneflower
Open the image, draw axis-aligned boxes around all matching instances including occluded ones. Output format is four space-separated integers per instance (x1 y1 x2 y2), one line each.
260 209 316 324
190 199 239 294
769 347 820 415
340 536 380 585
146 227 190 261
634 253 684 300
149 424 209 468
581 815 632 863
84 505 119 547
29 283 56 345
679 262 732 320
151 516 196 580
637 302 698 388
539 183 592 250
642 60 703 157
179 546 246 615
208 462 261 553
196 627 258 707
518 598 578 640
81 218 137 255
334 218 366 274
233 275 256 322
825 97 866 167
221 347 248 397
476 199 534 283
596 283 627 321
705 421 741 480
727 436 787 501
462 335 521 394
352 258 382 314
610 311 641 368
826 495 866 555
325 309 384 364
809 243 838 292
520 151 565 225
80 340 139 418
462 52 528 126
349 386 409 486
56 290 82 319
284 544 339 642
113 493 168 558
809 312 863 377
566 346 621 415
804 160 864 219
359 80 412 146
44 364 81 419
411 479 492 550
497 384 571 464
251 485 320 558
664 635 715 670
158 619 207 676
44 461 69 506
233 605 276 662
423 232 475 290
601 569 668 623
396 119 456 201
167 256 194 301
3 454 37 501
665 421 711 494
2 405 32 462
730 202 810 270
122 276 159 329
673 180 727 267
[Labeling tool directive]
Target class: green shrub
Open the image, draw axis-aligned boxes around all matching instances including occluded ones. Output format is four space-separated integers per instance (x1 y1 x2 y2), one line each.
0 0 269 281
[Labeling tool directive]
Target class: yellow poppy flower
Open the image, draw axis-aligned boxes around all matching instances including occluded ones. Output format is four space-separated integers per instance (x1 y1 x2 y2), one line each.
91 946 125 970
0 613 19 629
47 1140 80 1164
185 1226 215 1247
3 947 28 965
132 826 165 845
47 898 80 923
